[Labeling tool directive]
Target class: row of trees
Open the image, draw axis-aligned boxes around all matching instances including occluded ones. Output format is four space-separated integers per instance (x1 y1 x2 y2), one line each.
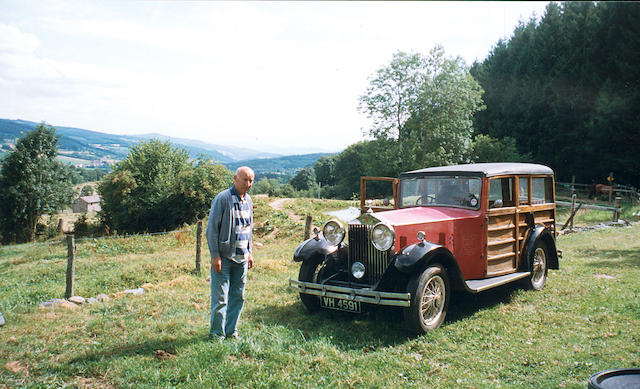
471 2 640 186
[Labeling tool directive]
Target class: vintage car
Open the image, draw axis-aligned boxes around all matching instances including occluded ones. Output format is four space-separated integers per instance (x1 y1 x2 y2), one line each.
289 163 559 333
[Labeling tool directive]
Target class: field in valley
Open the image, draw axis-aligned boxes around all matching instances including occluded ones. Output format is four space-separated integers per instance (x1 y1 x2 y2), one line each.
1 197 639 388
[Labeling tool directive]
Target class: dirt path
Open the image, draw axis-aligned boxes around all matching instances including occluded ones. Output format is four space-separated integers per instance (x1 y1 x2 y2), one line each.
269 198 302 222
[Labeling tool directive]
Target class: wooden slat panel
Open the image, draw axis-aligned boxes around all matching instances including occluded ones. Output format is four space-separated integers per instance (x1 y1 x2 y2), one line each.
488 228 515 241
488 238 516 247
488 243 517 256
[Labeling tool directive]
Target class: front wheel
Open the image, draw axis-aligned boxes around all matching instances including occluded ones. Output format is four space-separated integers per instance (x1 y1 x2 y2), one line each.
523 240 548 290
298 259 323 312
405 265 450 333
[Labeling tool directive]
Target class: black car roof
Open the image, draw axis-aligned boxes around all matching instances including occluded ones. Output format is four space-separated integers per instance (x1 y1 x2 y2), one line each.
400 163 554 178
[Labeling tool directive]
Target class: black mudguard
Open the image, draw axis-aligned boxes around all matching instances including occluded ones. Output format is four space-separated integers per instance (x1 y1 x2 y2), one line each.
293 237 339 263
522 224 559 270
394 241 456 273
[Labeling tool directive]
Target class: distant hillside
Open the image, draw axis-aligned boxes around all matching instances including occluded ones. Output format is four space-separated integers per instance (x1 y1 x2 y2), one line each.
225 153 332 179
0 118 277 166
0 118 331 177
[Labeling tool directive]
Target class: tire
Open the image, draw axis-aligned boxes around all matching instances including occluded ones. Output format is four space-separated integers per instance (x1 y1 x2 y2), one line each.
298 259 323 312
523 240 548 290
405 265 450 333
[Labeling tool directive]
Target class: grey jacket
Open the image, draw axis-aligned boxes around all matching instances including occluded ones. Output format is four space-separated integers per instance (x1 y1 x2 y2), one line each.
206 187 253 260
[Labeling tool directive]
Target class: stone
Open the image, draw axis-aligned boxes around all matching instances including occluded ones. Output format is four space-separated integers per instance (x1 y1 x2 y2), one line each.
594 274 616 280
254 242 264 248
68 296 85 305
59 300 79 310
86 297 99 305
125 288 145 296
95 294 110 302
0 311 5 326
141 283 154 290
38 299 66 309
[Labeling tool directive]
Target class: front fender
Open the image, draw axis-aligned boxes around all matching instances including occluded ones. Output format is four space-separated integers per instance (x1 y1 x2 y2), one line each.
394 241 454 273
293 237 339 263
522 224 559 270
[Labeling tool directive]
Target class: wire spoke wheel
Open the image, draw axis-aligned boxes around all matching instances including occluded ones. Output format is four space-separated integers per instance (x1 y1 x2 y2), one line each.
523 240 548 290
420 275 445 326
406 265 450 333
531 247 547 289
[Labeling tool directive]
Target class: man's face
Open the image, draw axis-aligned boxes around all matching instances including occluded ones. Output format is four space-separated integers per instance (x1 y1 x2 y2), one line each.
234 168 254 196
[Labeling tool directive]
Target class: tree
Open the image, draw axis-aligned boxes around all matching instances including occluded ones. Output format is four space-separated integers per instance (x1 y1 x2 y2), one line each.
470 134 531 163
80 185 94 196
0 123 74 243
471 2 640 185
360 46 484 172
313 156 336 187
289 167 317 191
98 140 232 234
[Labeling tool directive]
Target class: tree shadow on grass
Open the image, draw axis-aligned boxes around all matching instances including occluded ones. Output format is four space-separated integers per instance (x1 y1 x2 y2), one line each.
247 283 523 350
575 248 640 269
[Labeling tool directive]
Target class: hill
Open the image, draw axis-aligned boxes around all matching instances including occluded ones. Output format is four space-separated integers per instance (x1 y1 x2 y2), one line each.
0 118 280 166
225 152 332 179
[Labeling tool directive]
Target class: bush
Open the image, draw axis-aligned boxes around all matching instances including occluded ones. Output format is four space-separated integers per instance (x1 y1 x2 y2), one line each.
98 140 232 234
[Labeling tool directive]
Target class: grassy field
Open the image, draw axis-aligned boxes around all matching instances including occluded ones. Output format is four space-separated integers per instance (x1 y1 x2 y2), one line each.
1 197 639 388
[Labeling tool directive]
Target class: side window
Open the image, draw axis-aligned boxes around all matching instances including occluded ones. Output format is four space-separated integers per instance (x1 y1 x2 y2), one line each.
532 177 554 204
518 177 530 205
488 177 514 208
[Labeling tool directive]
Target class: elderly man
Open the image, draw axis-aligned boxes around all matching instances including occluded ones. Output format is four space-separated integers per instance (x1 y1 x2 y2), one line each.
206 166 255 340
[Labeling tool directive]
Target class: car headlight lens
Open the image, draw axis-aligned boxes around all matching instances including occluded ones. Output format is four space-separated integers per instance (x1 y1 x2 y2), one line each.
351 261 365 279
322 219 345 246
371 222 395 251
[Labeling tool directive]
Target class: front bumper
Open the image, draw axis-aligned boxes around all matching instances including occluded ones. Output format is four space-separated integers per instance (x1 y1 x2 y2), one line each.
289 279 411 307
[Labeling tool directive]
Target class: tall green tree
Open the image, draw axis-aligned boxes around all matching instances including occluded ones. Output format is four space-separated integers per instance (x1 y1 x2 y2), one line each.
0 124 74 243
472 2 640 185
360 46 484 172
98 140 232 234
289 167 317 191
313 156 336 187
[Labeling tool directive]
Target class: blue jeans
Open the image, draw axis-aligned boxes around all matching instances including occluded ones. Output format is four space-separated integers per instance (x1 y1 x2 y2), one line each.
210 258 248 337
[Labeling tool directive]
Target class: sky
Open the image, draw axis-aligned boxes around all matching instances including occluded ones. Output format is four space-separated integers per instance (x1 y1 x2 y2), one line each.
0 1 550 155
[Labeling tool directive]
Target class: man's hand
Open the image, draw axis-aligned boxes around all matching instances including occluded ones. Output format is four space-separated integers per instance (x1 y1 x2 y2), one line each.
212 257 222 273
248 253 254 270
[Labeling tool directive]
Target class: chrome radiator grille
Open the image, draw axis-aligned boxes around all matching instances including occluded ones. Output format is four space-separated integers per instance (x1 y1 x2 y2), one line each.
348 224 392 285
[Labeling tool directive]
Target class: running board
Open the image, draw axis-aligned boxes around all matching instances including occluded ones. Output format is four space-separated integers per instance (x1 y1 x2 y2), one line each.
465 272 531 293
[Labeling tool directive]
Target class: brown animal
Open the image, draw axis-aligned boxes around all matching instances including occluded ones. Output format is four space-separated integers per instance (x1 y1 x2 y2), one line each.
590 184 614 199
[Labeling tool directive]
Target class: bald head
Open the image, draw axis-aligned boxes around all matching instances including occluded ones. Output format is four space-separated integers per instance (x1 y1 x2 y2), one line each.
233 166 255 197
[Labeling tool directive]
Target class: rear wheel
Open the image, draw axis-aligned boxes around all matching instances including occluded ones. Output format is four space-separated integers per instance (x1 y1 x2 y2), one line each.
298 260 323 312
405 265 450 333
523 240 548 290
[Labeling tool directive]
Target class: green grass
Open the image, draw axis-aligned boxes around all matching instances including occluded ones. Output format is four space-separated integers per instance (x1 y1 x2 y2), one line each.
1 200 639 388
556 201 640 227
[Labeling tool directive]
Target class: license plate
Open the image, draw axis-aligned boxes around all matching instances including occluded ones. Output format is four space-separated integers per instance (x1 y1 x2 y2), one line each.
320 297 361 313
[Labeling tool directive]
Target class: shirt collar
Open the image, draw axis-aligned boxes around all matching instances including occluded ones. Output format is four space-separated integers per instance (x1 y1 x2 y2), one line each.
230 185 246 201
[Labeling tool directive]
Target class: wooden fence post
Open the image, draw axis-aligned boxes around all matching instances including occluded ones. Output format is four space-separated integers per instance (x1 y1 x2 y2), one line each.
304 215 313 240
65 234 75 299
196 220 203 274
570 193 577 231
613 197 622 222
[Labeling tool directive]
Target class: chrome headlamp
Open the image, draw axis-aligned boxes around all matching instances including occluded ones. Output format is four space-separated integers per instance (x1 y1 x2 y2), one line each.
370 222 395 251
322 219 345 246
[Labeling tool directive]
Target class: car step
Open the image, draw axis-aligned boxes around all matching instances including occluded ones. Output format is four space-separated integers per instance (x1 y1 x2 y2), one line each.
465 272 531 293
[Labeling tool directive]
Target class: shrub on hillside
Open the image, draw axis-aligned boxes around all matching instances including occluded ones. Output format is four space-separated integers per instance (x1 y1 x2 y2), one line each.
98 140 232 234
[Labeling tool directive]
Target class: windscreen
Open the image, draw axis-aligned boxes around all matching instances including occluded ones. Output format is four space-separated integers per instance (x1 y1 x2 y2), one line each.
399 176 482 209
